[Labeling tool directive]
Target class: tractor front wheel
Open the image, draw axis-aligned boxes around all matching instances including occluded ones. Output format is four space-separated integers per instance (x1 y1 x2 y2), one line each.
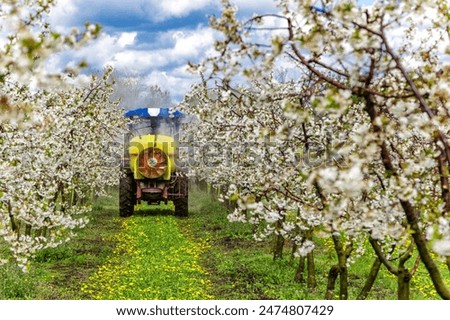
119 172 136 217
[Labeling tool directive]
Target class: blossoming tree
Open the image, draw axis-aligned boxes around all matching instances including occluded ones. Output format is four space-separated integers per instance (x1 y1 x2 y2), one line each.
182 0 450 299
0 1 126 270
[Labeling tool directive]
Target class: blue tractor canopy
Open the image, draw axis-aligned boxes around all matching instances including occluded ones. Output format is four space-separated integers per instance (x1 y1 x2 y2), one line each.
125 107 184 139
124 107 183 119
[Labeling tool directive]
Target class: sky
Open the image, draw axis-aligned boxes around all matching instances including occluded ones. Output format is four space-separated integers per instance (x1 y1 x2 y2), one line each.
47 0 373 105
47 0 278 104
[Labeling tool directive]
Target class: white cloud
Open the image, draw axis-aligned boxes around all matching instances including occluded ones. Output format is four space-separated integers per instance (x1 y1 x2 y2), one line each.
230 0 277 12
156 0 216 20
172 28 216 58
117 32 137 48
99 27 215 72
50 0 216 26
111 50 166 71
46 32 141 73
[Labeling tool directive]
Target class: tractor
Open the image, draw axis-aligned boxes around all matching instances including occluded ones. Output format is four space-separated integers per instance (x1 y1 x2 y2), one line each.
119 107 188 217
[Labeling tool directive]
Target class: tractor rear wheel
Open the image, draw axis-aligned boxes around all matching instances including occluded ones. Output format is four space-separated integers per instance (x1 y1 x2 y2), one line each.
174 177 188 217
119 172 136 217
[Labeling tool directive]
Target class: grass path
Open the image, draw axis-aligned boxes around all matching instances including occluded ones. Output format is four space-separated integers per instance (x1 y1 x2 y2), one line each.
81 203 213 300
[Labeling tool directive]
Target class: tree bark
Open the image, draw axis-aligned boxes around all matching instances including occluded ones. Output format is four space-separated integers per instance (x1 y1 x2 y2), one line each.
273 216 286 260
307 250 317 290
357 257 382 300
294 255 305 283
290 242 298 265
273 232 284 260
339 264 349 300
405 204 450 298
8 201 18 233
25 224 32 237
332 234 350 300
397 267 411 300
325 265 340 300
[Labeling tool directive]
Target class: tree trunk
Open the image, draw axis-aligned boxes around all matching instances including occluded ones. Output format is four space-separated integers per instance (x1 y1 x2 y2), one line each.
307 250 317 290
25 224 32 237
325 265 340 300
294 255 305 283
197 179 208 191
290 242 298 265
273 216 286 260
357 257 382 300
339 265 349 300
397 267 411 300
71 189 77 207
273 232 284 260
8 201 18 233
332 234 350 300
